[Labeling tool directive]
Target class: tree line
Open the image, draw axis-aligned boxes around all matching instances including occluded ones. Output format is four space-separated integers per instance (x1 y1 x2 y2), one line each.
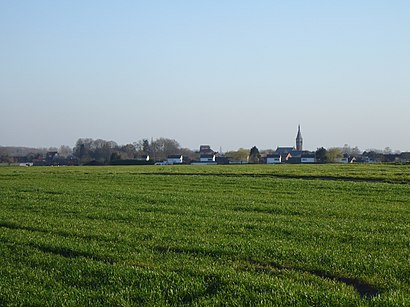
73 138 195 164
1 139 408 165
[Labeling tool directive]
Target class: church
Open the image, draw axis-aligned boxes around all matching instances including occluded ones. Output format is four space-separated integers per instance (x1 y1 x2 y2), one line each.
266 125 316 164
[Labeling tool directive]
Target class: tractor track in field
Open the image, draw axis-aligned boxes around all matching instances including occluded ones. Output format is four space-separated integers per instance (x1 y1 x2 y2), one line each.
154 246 381 299
246 259 381 299
139 172 410 184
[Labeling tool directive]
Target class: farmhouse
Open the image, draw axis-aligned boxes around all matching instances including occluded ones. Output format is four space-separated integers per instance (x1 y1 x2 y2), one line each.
199 145 214 155
167 155 183 164
266 154 281 164
188 145 219 164
200 154 216 162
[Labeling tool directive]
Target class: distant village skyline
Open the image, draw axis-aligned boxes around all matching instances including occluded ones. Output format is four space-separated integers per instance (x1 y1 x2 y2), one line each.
1 124 406 155
1 122 408 153
2 126 409 166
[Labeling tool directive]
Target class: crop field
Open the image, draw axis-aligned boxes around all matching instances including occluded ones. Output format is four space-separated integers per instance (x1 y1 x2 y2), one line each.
0 164 409 306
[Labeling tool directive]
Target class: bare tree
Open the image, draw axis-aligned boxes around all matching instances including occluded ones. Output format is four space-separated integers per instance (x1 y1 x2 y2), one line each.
119 144 137 159
58 145 72 157
150 138 181 161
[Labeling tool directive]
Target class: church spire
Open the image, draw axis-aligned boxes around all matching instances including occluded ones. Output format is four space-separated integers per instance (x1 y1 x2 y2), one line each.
296 125 303 151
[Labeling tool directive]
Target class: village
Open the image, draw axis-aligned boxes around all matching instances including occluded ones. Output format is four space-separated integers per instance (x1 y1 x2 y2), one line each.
157 128 410 165
2 126 409 167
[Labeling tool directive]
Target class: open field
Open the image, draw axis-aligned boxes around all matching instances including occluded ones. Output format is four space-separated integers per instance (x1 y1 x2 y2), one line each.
0 164 409 305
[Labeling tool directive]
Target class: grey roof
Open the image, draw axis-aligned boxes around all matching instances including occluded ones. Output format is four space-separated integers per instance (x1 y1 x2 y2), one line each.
200 154 215 158
267 154 281 158
167 155 182 159
301 153 315 158
275 147 295 154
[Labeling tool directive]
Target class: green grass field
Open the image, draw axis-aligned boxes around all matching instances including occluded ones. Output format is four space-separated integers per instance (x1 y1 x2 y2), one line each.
0 164 409 306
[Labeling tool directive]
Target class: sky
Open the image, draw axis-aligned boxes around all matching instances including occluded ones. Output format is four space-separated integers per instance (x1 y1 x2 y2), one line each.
1 1 409 152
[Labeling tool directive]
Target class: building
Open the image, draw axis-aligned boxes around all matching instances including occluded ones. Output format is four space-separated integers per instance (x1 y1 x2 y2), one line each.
301 153 316 163
275 125 304 157
192 145 220 164
199 145 214 155
167 155 183 164
275 147 295 155
215 156 230 164
269 125 316 164
139 154 150 161
200 154 216 162
191 154 217 165
266 154 281 164
337 154 357 164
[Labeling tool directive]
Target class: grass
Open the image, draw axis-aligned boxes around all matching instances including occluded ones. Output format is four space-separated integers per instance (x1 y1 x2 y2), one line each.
0 164 409 305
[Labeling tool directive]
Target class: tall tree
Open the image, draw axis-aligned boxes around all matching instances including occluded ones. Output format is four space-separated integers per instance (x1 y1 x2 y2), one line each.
363 150 384 162
93 139 117 163
248 146 261 163
150 138 180 161
73 138 118 164
225 148 249 163
341 144 362 157
142 139 150 154
351 146 361 157
58 145 72 157
73 138 93 164
383 147 393 154
315 147 328 163
119 144 137 159
326 147 343 163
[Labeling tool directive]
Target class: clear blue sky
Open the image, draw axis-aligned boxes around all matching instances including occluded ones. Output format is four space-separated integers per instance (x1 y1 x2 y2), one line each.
1 1 409 151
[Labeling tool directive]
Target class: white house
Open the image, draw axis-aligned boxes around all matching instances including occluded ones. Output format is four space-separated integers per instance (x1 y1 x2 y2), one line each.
266 154 281 164
200 154 216 162
167 155 183 164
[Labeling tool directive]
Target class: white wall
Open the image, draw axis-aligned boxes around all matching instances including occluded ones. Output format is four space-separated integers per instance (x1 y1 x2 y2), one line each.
266 157 281 164
167 157 183 164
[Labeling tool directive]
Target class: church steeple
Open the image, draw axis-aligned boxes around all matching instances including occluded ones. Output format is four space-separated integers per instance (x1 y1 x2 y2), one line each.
296 125 303 151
